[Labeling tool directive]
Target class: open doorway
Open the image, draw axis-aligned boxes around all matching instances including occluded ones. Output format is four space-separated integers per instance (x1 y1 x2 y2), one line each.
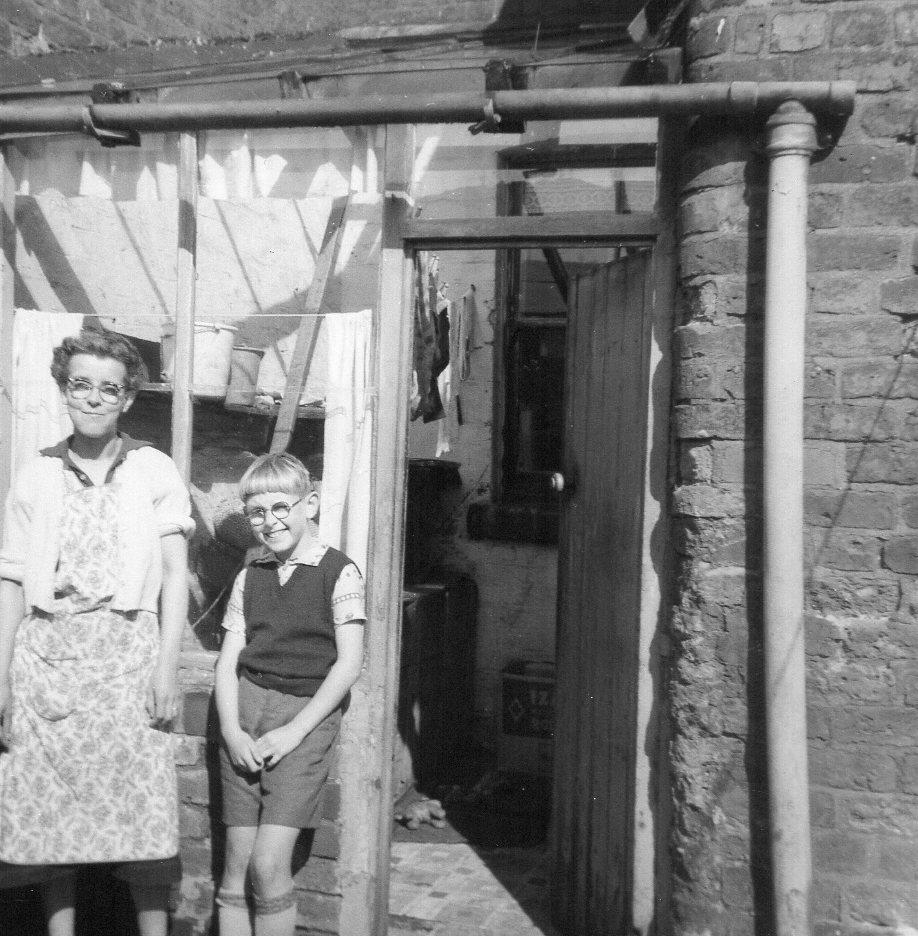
389 240 653 935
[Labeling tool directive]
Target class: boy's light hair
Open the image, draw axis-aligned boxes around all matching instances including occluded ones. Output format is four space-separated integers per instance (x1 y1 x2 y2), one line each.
239 453 316 501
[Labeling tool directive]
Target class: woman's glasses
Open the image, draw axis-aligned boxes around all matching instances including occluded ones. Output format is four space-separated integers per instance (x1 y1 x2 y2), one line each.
66 377 126 405
244 496 305 526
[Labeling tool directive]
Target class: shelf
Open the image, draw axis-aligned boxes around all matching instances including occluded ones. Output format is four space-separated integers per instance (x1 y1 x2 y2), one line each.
138 382 325 420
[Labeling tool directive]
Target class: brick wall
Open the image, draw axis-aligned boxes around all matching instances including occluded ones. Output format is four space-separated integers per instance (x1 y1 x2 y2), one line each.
674 2 918 934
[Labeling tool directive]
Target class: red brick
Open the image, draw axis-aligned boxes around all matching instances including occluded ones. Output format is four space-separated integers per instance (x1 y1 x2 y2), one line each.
808 569 901 615
805 490 896 529
674 402 746 439
813 831 870 874
805 401 900 442
812 530 882 572
883 535 918 574
894 6 918 43
809 316 905 358
858 93 917 139
810 790 837 830
809 190 844 229
809 273 880 316
770 12 827 52
734 13 766 54
830 9 889 48
808 234 900 272
671 484 744 519
810 746 897 792
680 235 751 278
881 277 918 317
840 360 918 399
846 879 918 928
809 145 913 185
849 443 918 483
686 13 733 59
847 183 918 227
901 493 918 528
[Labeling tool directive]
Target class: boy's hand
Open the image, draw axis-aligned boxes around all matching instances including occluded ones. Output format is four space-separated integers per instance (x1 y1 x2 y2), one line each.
223 727 263 773
255 724 305 767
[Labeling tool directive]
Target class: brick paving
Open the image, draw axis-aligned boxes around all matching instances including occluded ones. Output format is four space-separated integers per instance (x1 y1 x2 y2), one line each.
388 842 559 936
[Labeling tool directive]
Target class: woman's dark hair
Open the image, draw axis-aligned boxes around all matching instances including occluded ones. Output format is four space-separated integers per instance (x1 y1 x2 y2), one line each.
50 327 148 392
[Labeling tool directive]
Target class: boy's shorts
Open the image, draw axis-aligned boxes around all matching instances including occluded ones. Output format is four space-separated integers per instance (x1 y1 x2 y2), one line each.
220 675 341 829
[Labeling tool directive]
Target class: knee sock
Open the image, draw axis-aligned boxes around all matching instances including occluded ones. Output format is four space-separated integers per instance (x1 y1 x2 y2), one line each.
253 889 297 936
215 888 250 936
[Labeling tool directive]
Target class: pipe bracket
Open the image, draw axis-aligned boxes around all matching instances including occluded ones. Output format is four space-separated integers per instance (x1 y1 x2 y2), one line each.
468 98 502 135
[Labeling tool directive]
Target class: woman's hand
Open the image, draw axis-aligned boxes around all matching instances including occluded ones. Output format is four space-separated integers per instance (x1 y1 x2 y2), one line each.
223 726 263 773
146 661 179 729
0 683 11 750
255 723 305 767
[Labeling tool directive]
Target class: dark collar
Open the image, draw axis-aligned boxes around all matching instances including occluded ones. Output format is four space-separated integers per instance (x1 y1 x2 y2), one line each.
41 432 151 487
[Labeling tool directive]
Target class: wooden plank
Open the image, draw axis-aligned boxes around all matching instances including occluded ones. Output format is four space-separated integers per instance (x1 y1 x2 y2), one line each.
170 131 198 482
337 125 413 936
550 265 592 929
632 116 682 936
0 144 16 521
401 211 659 247
499 142 657 171
269 195 348 454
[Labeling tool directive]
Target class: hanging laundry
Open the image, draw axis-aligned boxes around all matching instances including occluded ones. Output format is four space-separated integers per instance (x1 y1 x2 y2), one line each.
411 253 446 422
458 285 478 382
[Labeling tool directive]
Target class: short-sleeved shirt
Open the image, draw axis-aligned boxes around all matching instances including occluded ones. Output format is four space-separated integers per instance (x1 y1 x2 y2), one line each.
221 542 365 636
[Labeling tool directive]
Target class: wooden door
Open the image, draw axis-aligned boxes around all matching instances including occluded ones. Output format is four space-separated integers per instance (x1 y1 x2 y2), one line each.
550 249 653 935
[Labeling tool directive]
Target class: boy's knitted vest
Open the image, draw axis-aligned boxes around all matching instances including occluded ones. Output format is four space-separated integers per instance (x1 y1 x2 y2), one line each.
238 547 351 696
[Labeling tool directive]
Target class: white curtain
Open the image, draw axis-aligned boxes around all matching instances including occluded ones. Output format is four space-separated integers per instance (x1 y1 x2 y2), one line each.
319 309 373 576
10 309 84 483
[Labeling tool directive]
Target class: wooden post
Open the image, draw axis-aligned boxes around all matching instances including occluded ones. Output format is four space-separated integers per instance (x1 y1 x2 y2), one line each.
171 131 198 482
0 144 17 521
337 124 414 936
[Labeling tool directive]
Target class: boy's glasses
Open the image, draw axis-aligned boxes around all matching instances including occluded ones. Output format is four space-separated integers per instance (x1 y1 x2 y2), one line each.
244 496 305 526
66 377 126 405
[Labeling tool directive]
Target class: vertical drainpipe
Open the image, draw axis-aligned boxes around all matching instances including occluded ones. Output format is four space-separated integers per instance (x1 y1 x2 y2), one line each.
762 100 818 936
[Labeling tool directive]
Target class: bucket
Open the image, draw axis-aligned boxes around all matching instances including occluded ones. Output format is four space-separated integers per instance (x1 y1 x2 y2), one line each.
161 322 238 399
225 347 265 406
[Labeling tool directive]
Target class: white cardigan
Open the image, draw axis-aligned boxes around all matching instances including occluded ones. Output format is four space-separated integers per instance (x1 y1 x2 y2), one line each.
0 440 194 614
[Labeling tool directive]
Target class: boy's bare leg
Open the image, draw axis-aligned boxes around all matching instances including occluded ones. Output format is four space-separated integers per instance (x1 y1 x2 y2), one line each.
128 882 170 936
250 825 300 936
219 825 259 936
41 873 77 936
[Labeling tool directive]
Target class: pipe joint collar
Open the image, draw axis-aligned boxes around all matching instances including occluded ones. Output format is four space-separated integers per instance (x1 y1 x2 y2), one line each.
765 101 818 158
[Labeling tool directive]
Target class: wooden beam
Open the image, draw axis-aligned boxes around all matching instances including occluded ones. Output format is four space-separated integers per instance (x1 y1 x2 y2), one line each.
269 195 348 454
337 125 414 936
401 211 658 248
498 142 657 171
0 144 16 521
170 131 198 482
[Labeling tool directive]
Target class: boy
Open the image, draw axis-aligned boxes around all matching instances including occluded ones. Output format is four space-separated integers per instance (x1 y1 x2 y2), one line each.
214 453 365 936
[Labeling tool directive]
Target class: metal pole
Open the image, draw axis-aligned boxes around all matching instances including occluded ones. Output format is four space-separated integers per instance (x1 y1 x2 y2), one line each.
762 100 817 936
0 82 854 135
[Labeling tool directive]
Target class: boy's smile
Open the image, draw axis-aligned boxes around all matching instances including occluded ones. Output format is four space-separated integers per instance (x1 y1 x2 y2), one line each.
245 489 319 563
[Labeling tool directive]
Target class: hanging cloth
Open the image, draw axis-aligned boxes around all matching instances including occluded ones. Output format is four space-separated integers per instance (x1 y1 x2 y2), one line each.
410 253 445 422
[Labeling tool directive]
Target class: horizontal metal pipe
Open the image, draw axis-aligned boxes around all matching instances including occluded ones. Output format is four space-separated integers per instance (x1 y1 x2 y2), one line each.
0 81 855 135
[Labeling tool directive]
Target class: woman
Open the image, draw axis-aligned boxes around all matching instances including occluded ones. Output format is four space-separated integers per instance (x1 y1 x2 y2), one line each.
0 327 193 936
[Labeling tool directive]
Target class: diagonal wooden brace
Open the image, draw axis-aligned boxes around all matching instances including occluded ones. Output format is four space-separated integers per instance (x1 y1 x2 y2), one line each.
269 195 349 454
